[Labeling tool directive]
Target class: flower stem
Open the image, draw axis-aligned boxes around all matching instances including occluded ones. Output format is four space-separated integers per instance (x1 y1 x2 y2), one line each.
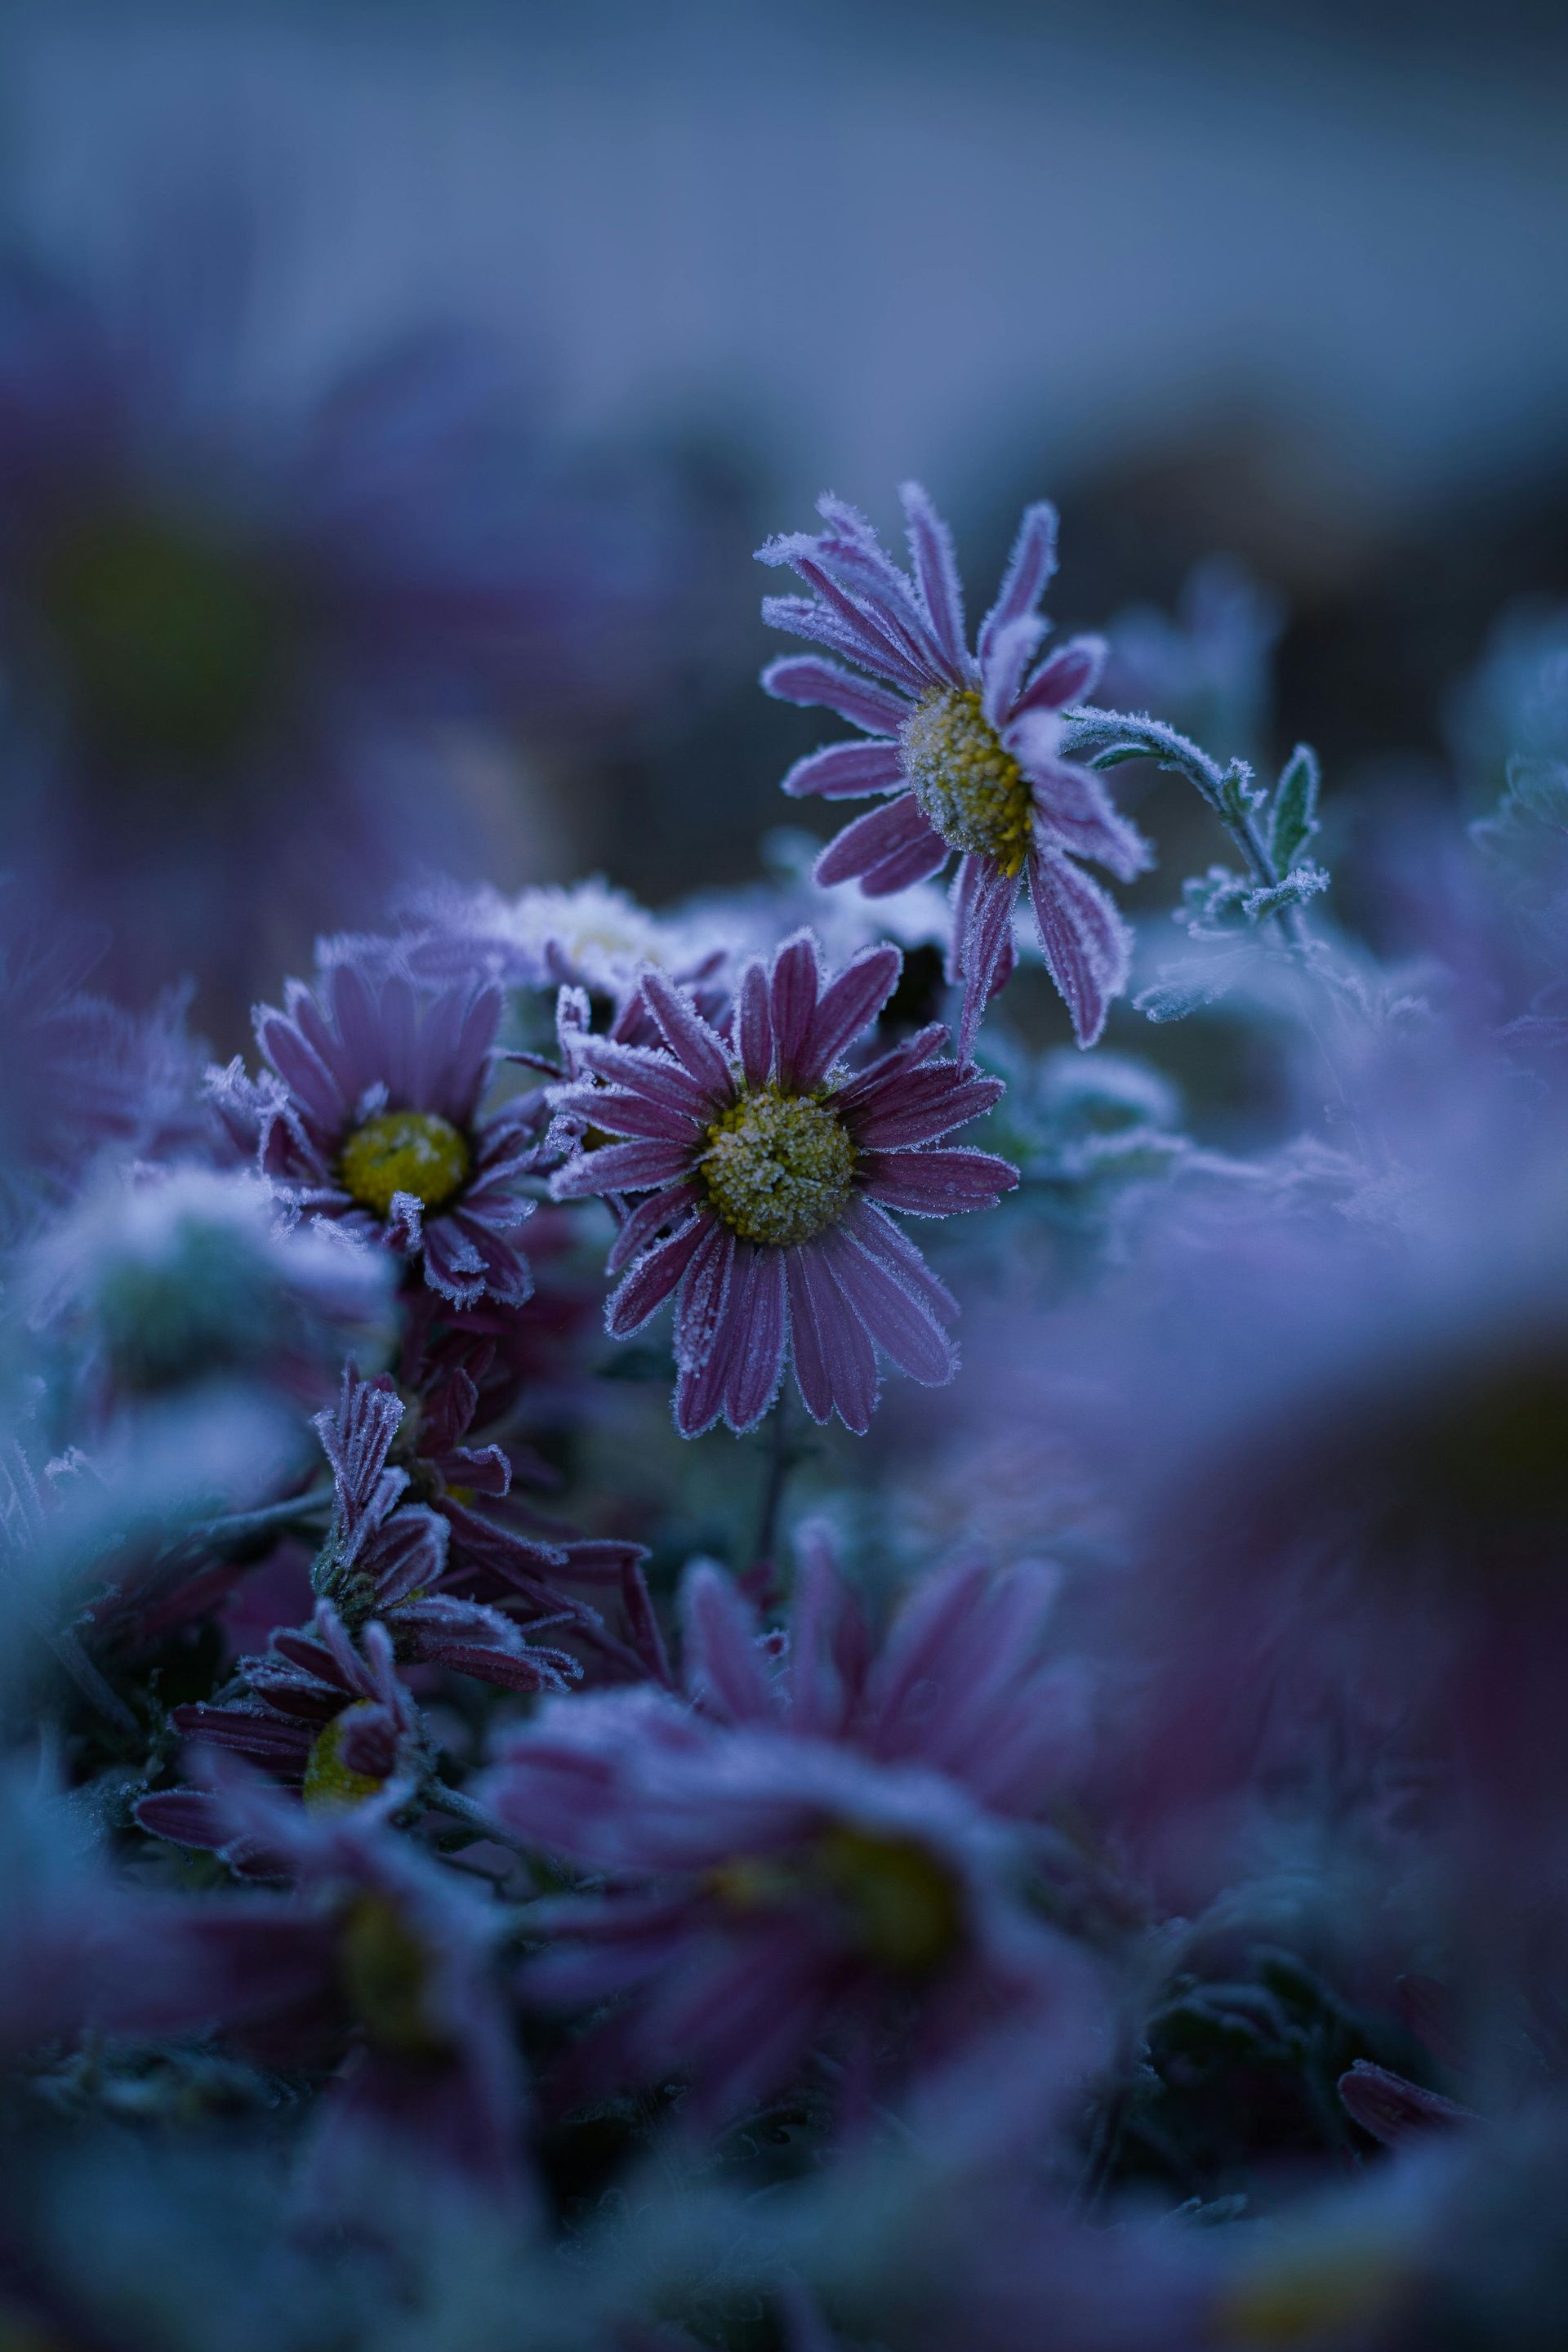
753 1388 801 1573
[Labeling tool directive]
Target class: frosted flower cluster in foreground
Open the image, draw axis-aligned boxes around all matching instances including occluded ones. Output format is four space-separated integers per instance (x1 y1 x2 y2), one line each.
7 470 1568 2352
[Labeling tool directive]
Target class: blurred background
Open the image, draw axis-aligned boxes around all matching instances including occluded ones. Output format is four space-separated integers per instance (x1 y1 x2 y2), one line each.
2 0 1566 1048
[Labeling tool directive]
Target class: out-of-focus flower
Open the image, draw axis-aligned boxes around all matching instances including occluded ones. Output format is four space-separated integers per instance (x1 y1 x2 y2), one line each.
139 1602 421 1833
0 875 206 1248
759 485 1151 1050
0 213 721 1019
400 877 722 1003
682 828 958 1038
28 1164 393 1418
121 1766 534 2224
480 1541 1097 2127
216 943 544 1309
550 935 1016 1434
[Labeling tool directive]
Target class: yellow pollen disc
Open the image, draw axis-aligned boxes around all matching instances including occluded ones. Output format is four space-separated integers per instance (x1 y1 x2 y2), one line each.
1218 2231 1413 2345
301 1703 388 1812
814 1823 965 1975
900 685 1033 875
339 1109 470 1218
336 1891 452 2060
702 1085 856 1248
707 1822 964 1976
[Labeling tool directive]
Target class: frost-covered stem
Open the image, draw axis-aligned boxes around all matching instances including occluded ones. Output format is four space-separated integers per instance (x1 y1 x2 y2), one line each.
753 1388 800 1571
1061 706 1307 947
421 1776 535 1856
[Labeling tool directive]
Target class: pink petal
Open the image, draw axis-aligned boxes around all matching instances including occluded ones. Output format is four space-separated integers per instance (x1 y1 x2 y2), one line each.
673 1218 737 1375
794 946 902 1090
795 1241 878 1432
780 739 906 800
859 826 951 897
680 1560 774 1721
760 654 911 735
723 1245 789 1431
572 1089 701 1145
254 1009 344 1134
553 1137 694 1200
980 615 1045 729
858 1146 1018 1216
606 1213 712 1337
978 501 1058 669
899 480 967 674
840 1196 959 1325
639 970 734 1101
845 1065 1004 1150
606 1178 705 1276
1009 720 1151 882
674 1311 741 1436
952 856 1021 1058
813 794 938 891
818 1227 956 1385
737 962 773 1088
785 1248 834 1426
768 935 821 1089
1027 848 1132 1049
1013 632 1107 716
571 1038 719 1120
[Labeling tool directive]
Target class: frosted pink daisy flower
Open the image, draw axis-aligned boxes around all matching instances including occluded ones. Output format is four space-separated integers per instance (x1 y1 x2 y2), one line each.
215 940 543 1308
478 1543 1098 2130
550 934 1017 1436
759 484 1152 1051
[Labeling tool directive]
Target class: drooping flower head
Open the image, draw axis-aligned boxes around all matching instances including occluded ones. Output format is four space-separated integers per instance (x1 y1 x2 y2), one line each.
759 485 1152 1052
219 941 542 1308
479 1540 1097 2128
550 933 1018 1435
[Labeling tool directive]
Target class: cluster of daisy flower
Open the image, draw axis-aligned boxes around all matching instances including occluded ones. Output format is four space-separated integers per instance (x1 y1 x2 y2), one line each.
7 448 1568 2352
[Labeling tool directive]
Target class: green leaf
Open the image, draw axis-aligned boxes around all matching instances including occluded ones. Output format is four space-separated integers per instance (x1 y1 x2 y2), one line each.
1269 744 1321 873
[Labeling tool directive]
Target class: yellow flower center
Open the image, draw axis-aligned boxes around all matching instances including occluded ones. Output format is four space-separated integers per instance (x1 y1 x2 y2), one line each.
336 1891 452 2060
1218 2230 1413 2345
702 1085 856 1248
901 686 1033 875
301 1703 389 1811
709 1823 964 1976
339 1110 470 1219
35 506 292 775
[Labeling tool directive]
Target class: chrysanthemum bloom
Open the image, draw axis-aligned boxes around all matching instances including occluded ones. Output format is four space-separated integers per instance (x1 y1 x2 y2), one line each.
306 1365 581 1695
479 1544 1096 2127
216 942 542 1308
550 934 1017 1434
29 1165 392 1418
138 1603 422 1849
128 1765 537 2223
759 485 1152 1051
139 1369 583 1855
